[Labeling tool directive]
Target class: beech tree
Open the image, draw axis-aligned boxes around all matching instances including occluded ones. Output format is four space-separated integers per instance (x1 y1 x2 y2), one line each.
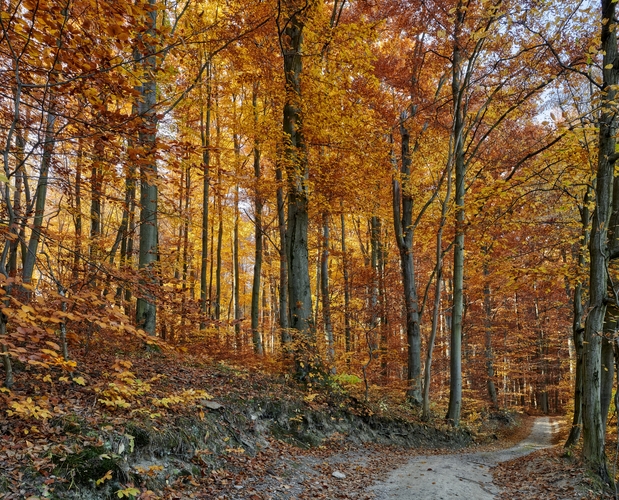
581 0 618 482
278 0 318 377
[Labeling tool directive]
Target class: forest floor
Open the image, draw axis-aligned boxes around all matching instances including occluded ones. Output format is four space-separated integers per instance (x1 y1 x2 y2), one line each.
0 345 613 499
210 416 612 500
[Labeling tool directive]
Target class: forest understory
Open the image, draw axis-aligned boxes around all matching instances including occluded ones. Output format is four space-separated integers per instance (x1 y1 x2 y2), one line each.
0 343 612 500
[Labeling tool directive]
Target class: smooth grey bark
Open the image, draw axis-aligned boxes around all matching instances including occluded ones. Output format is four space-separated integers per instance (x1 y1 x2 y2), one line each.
276 160 290 342
214 192 223 322
446 7 466 425
483 256 498 409
370 216 383 329
200 60 212 329
178 164 191 340
581 0 618 481
422 164 452 421
340 210 352 355
279 0 315 378
135 0 159 335
251 84 264 356
321 213 335 370
22 110 56 285
233 128 241 343
213 109 223 323
393 120 422 405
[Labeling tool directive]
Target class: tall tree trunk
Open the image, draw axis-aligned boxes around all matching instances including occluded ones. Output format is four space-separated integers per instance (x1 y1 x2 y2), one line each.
135 0 159 335
422 162 452 421
213 103 223 323
340 209 351 355
393 119 422 405
276 160 289 342
581 0 618 482
370 216 381 329
23 110 56 285
233 126 241 346
483 255 498 409
179 164 191 341
109 154 135 271
200 59 212 329
117 121 138 313
321 212 334 371
89 141 103 265
9 129 25 277
447 9 466 425
214 194 223 322
251 84 264 356
279 0 315 378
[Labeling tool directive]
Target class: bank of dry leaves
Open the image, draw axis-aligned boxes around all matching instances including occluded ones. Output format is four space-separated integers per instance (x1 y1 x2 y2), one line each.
493 445 614 500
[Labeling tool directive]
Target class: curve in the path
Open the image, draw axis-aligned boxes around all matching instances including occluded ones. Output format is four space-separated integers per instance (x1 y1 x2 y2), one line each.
370 417 558 500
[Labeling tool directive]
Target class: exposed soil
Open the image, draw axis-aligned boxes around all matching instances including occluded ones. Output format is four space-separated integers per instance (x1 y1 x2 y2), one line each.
370 417 558 500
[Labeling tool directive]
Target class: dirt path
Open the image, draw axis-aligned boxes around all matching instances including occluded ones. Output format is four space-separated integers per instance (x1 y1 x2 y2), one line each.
370 417 559 500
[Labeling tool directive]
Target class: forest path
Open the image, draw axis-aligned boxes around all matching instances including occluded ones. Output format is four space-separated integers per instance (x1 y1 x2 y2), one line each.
370 417 559 500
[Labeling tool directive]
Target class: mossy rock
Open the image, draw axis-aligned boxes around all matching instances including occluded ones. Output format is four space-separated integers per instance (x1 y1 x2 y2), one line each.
50 414 85 435
53 445 124 486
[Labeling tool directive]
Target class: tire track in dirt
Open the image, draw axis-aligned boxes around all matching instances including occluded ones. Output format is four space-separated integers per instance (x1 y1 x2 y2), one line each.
370 417 558 500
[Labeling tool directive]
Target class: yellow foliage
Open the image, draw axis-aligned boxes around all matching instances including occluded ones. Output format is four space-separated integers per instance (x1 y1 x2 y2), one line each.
6 397 52 421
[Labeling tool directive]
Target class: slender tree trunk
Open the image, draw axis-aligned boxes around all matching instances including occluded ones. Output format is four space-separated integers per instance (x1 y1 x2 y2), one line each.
117 123 138 312
135 0 159 335
251 84 264 356
89 141 103 266
321 212 335 371
123 182 136 313
109 155 135 271
214 190 223 322
178 164 191 342
23 110 56 285
370 216 381 329
422 163 452 421
233 126 241 345
393 120 422 405
276 161 289 342
314 240 321 328
483 256 498 409
9 129 25 277
213 103 223 323
340 209 351 355
447 13 466 424
200 60 212 329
